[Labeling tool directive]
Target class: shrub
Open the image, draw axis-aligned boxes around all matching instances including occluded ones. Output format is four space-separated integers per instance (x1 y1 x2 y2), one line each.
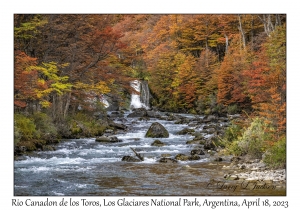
14 114 38 141
227 104 239 114
237 117 271 159
263 137 286 169
68 112 107 137
31 112 57 138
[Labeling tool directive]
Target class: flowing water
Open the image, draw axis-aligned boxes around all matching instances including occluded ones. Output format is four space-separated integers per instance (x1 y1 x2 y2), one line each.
14 112 285 196
14 80 285 196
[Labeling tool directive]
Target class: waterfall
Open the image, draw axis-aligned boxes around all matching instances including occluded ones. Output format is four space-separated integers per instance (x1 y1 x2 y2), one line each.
130 80 150 109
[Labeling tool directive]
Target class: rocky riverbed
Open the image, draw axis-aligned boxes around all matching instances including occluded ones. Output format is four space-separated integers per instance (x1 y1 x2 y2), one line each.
14 108 286 196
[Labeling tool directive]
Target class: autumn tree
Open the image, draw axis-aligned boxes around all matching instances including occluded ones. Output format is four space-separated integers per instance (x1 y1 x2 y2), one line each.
245 25 286 137
217 35 251 108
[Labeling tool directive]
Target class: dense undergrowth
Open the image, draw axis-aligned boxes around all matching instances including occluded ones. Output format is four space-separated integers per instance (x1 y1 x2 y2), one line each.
14 111 108 154
220 117 286 169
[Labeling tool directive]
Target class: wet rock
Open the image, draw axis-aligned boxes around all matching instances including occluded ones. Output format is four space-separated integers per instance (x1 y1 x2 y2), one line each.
214 157 223 162
122 156 142 162
158 157 178 163
151 139 165 147
146 110 161 118
145 122 169 138
129 138 141 141
191 149 205 156
203 128 216 134
14 146 27 155
42 145 56 151
108 111 124 118
204 139 216 150
203 115 217 123
108 121 127 130
175 154 189 161
231 156 242 164
176 128 195 135
127 108 147 118
188 155 200 160
186 139 200 144
95 136 122 143
161 154 171 158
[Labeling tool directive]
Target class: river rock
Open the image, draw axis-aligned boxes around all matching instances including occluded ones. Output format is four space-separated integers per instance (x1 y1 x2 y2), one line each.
95 136 121 143
175 154 189 161
214 157 223 162
108 121 127 130
203 115 217 123
204 139 216 150
146 110 161 118
151 140 165 147
188 155 200 160
191 149 205 156
145 122 169 138
127 108 147 118
122 156 142 162
176 128 195 135
42 145 56 151
161 154 171 158
158 157 178 163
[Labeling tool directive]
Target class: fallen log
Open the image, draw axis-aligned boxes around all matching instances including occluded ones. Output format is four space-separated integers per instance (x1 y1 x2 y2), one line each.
130 147 144 161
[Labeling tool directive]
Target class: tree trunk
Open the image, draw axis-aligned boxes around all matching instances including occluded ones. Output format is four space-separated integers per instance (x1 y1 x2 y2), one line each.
63 92 72 119
238 15 246 49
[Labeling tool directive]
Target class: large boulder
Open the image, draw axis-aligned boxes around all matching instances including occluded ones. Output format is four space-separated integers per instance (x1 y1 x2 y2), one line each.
95 136 121 143
145 122 169 138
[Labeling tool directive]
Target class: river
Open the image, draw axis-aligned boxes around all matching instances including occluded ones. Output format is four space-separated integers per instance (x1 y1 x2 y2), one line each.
14 111 285 196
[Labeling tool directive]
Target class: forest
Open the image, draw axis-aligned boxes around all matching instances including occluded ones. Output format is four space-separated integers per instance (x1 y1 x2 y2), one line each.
14 14 286 169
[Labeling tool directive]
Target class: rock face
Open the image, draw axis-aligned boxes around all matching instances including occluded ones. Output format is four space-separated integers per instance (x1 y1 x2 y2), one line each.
151 140 165 147
145 122 169 138
95 136 121 143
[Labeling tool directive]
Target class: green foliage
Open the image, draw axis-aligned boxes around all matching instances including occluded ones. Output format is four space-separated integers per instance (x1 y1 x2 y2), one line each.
31 112 57 139
227 104 240 114
237 118 271 158
224 118 272 158
68 112 107 137
263 137 286 169
14 114 38 142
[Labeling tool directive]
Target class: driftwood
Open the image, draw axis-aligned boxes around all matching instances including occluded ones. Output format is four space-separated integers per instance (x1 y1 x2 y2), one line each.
130 147 144 161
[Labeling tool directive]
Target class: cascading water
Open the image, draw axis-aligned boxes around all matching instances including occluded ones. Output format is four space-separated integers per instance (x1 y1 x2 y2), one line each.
130 80 150 109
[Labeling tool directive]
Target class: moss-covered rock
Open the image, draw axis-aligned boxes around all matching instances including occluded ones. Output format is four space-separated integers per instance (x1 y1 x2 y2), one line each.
175 154 189 161
151 140 165 147
145 122 169 138
95 136 122 143
188 155 201 160
177 128 195 135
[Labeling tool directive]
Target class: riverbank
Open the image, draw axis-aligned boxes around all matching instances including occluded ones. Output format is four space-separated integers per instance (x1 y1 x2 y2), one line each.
15 109 285 195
